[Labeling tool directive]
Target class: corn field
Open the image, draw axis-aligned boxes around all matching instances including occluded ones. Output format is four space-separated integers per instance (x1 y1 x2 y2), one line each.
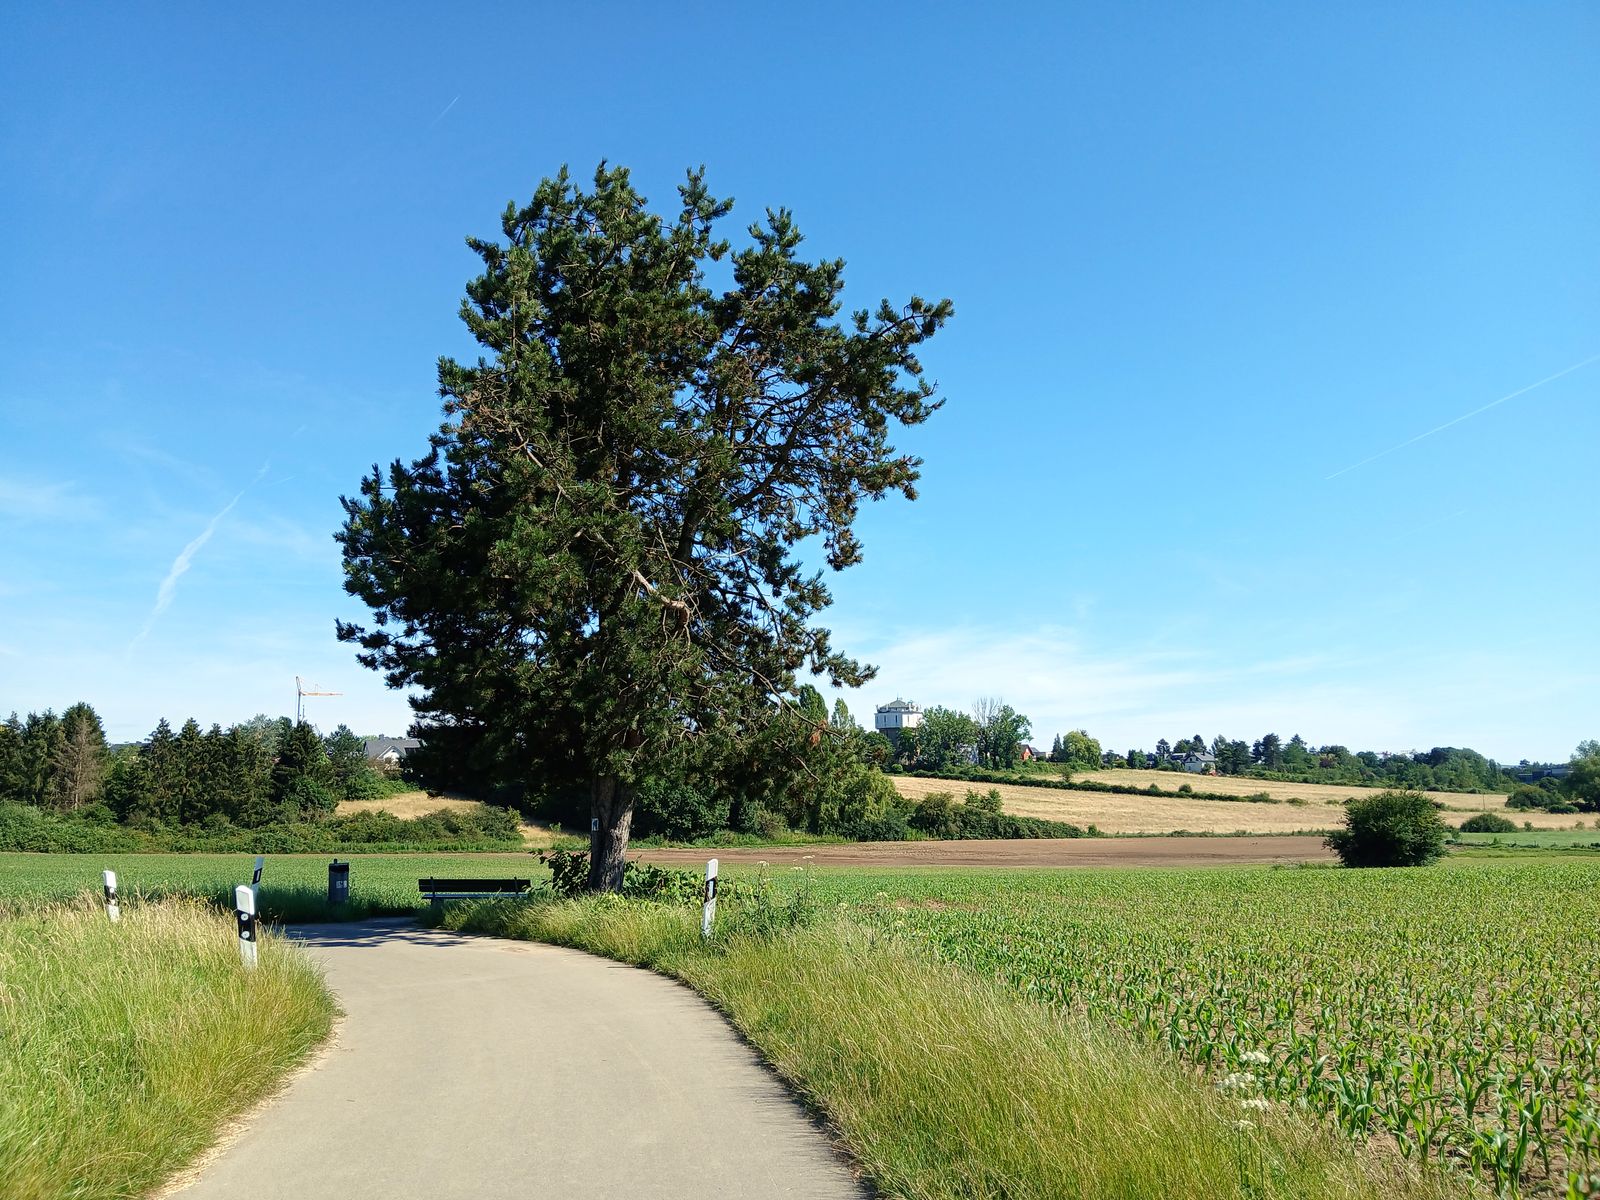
827 861 1600 1197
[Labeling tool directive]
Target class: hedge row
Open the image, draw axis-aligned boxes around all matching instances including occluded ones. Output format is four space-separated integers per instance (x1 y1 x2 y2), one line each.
890 766 1280 805
0 802 523 854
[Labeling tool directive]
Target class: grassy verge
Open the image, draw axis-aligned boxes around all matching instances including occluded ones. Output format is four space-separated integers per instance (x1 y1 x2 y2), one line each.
430 896 1467 1200
0 895 336 1200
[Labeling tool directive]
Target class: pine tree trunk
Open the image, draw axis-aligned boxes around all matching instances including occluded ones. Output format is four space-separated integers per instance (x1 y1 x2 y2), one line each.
587 775 635 892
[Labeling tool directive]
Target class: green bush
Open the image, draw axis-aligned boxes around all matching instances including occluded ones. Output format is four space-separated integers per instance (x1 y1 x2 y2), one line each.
1458 812 1516 833
965 787 1003 814
281 777 338 818
537 848 702 902
1507 785 1551 811
1324 791 1447 868
0 800 522 854
633 778 730 842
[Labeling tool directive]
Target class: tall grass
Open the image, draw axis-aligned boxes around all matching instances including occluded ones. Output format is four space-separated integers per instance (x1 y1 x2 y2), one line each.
433 897 1470 1200
0 896 336 1200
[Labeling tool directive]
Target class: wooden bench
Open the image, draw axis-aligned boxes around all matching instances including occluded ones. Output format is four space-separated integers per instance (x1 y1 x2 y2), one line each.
418 877 532 904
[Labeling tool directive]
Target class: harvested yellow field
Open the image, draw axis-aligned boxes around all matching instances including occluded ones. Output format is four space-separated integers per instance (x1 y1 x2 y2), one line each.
1077 768 1506 810
890 774 1579 835
335 790 483 819
334 791 555 845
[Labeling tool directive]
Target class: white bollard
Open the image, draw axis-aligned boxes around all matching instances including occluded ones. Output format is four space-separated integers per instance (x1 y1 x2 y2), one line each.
701 858 718 940
234 884 258 970
102 869 120 923
251 855 265 906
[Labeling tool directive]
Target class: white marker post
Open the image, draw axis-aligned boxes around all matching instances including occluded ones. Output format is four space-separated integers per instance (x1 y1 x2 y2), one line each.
234 884 258 970
251 855 265 906
701 858 719 940
102 869 120 923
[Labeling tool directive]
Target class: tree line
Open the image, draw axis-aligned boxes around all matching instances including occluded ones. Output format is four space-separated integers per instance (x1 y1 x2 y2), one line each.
0 705 403 830
1112 733 1515 794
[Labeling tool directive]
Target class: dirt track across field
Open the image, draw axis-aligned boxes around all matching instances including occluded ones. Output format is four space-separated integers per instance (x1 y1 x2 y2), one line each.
638 834 1335 869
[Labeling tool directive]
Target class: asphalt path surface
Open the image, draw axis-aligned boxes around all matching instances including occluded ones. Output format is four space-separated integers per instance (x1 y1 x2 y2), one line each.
170 920 861 1200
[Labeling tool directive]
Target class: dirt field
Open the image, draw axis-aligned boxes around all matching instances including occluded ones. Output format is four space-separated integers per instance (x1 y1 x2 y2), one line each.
639 834 1335 869
891 774 1577 834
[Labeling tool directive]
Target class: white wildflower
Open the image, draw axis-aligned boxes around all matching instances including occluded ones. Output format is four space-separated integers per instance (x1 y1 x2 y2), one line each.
1239 1049 1270 1066
1239 1097 1271 1111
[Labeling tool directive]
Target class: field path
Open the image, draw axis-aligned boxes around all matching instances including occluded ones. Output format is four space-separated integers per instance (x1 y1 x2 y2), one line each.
640 833 1335 868
168 919 860 1200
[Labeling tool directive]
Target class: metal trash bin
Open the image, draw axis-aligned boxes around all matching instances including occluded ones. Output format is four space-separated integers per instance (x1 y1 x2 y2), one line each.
328 858 350 906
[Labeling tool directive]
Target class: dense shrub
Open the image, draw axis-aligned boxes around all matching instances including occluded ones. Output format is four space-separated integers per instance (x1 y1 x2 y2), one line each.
0 800 522 854
537 849 701 902
1458 812 1517 833
341 771 413 801
632 778 730 842
1324 791 1447 868
1507 785 1554 811
844 810 913 841
904 789 1087 840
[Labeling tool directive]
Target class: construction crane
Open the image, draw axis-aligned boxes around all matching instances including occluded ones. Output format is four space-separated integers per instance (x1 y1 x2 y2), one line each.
294 676 342 724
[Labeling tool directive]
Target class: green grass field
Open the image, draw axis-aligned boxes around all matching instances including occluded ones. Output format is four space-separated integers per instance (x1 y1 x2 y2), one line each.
1452 828 1600 851
0 850 545 920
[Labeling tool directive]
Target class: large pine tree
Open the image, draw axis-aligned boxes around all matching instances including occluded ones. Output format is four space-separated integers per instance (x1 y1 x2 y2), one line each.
50 702 107 811
336 165 950 889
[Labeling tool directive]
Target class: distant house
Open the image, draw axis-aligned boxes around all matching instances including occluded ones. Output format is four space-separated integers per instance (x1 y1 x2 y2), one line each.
364 737 420 766
1020 745 1046 762
1171 751 1217 774
874 698 923 736
1509 763 1572 784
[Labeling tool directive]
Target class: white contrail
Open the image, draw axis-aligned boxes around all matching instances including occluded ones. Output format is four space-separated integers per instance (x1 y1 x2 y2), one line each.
1326 352 1600 480
427 94 460 129
128 463 269 651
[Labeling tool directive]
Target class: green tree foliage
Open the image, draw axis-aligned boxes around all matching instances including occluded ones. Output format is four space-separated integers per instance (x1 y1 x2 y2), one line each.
973 699 1031 769
1458 811 1516 833
335 164 950 890
322 723 382 800
1056 729 1102 771
49 703 107 811
273 721 337 817
1324 790 1447 868
913 706 980 771
1253 733 1284 768
1566 743 1600 813
95 715 338 829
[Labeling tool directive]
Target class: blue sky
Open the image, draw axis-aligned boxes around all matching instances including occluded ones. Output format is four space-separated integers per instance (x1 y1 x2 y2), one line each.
1 3 1595 761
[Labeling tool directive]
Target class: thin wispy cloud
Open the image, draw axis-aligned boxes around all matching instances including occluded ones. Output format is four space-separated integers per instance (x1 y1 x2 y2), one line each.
426 94 460 129
1326 352 1600 480
127 463 269 653
0 476 101 522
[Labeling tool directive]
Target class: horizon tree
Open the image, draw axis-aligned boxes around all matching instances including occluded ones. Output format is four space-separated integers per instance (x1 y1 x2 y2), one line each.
50 702 108 811
335 164 951 889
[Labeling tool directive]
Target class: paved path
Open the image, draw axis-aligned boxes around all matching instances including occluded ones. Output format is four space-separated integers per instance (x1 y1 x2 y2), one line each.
171 920 862 1200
